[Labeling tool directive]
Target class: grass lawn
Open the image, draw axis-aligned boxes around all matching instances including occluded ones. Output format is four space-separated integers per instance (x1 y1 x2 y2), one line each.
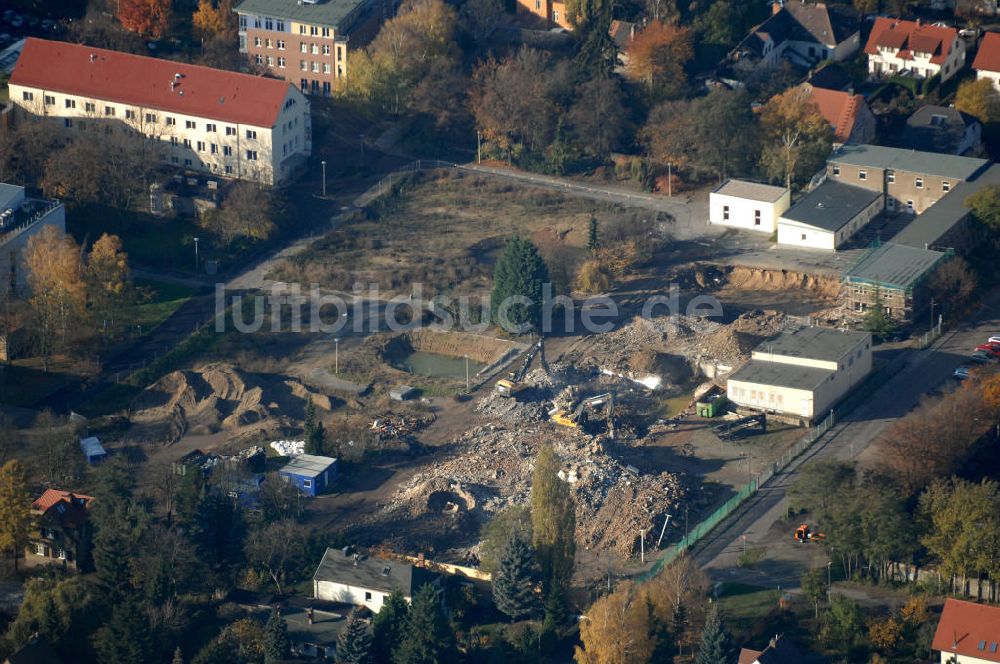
128 279 198 332
715 582 783 632
68 204 203 271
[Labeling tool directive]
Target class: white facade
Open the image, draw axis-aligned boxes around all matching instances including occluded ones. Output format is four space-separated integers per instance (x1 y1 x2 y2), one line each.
8 83 310 186
939 654 999 664
777 194 884 251
313 579 402 613
976 67 1000 91
727 328 872 423
0 185 66 293
868 37 966 82
709 180 791 233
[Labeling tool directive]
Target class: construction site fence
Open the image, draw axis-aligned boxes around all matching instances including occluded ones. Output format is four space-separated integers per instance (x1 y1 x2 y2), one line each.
637 410 835 582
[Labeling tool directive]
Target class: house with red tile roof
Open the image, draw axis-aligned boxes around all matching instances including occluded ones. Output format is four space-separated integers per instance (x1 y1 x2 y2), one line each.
973 31 1000 91
932 598 1000 664
798 82 875 145
865 18 966 83
8 38 311 186
25 490 95 573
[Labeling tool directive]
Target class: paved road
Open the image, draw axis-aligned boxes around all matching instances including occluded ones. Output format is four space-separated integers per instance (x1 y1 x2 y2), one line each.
690 291 1000 589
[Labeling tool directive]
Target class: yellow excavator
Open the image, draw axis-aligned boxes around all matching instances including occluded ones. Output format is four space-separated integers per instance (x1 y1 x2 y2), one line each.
495 338 543 399
549 393 615 437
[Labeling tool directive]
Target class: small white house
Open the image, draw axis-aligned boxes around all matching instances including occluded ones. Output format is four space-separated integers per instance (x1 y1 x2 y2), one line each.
312 547 440 613
777 180 884 251
727 327 871 424
709 180 791 233
973 31 1000 92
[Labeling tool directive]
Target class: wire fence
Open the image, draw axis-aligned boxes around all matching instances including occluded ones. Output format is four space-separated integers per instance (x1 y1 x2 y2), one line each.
637 409 836 581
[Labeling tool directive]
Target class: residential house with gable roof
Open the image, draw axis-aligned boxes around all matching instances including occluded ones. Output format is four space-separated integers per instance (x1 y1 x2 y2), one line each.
901 105 982 156
864 18 966 82
728 1 861 73
932 598 1000 664
797 82 875 146
8 38 311 186
313 547 441 612
973 31 1000 91
25 490 95 573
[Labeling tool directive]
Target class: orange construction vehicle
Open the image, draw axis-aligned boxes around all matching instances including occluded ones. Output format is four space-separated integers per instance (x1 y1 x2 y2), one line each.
794 524 825 543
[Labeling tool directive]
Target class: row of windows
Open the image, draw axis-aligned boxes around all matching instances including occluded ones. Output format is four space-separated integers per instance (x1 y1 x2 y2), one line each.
831 165 950 192
239 13 334 38
28 92 262 139
301 79 334 96
61 118 263 151
253 36 287 49
255 54 287 68
299 59 339 75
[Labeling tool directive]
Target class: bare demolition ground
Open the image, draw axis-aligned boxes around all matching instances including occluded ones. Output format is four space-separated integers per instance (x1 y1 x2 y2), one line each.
113 172 847 581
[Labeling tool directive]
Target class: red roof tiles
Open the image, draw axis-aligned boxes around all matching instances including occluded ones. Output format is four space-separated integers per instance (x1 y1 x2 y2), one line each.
800 84 865 144
32 489 94 513
974 31 1000 74
864 17 959 65
10 38 294 128
932 598 1000 663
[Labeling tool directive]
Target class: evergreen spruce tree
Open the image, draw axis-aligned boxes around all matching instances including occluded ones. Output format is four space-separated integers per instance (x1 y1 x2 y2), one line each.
493 533 541 621
695 605 737 664
647 596 675 663
93 502 134 604
172 646 185 664
392 584 454 664
862 286 896 341
92 598 151 664
542 576 568 630
37 593 62 647
336 607 374 664
490 236 550 334
372 589 409 664
263 608 290 664
303 399 324 455
587 217 600 254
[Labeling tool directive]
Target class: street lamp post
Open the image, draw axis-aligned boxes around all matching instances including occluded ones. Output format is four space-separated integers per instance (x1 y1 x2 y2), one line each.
827 561 833 603
321 160 327 197
334 338 340 374
477 130 482 164
464 354 470 392
193 237 199 273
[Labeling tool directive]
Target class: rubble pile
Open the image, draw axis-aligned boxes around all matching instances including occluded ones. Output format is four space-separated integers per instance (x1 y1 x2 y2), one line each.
377 423 684 558
370 412 435 440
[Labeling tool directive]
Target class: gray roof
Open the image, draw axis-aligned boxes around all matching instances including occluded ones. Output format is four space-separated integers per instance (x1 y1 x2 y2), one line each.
0 182 25 212
893 163 1000 249
280 454 337 478
713 179 788 203
233 0 371 29
728 359 833 392
734 1 859 58
781 181 882 232
829 144 989 180
313 548 439 596
282 607 351 646
754 326 870 363
906 105 979 130
901 105 979 154
79 436 107 457
844 242 946 290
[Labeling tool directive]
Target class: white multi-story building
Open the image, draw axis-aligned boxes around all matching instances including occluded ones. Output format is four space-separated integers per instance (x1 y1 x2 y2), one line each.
8 38 311 186
864 18 966 83
0 182 66 294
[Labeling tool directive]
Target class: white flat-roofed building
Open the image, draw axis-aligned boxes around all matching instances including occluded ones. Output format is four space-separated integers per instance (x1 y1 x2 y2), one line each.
8 38 311 186
709 179 791 233
0 182 66 294
777 180 884 251
727 327 872 424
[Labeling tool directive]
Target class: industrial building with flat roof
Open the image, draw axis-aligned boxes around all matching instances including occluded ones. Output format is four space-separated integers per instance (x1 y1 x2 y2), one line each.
728 327 872 424
844 242 948 323
777 180 884 250
709 179 791 233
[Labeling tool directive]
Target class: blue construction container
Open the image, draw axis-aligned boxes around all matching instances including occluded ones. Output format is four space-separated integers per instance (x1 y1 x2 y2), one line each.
278 454 338 497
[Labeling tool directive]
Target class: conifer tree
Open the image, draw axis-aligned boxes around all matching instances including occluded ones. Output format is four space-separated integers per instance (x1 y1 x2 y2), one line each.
695 605 737 664
587 217 600 253
491 236 550 333
493 533 540 620
336 607 374 664
172 647 185 664
263 608 290 664
92 598 151 664
373 589 409 664
0 460 30 572
392 585 453 664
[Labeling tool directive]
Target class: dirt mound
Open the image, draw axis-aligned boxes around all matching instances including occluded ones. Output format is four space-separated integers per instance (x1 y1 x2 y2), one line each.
727 266 841 298
694 310 790 366
130 363 335 443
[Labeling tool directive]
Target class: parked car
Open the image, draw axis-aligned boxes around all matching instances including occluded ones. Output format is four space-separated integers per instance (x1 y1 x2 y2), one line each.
969 351 995 365
953 366 970 380
988 336 1000 344
975 343 1000 357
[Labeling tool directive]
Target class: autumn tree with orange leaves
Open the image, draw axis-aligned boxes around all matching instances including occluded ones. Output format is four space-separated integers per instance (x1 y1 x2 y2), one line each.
192 0 227 38
624 20 692 99
118 0 172 38
758 86 832 188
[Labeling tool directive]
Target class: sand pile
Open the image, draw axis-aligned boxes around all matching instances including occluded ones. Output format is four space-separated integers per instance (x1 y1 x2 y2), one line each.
130 363 335 443
727 266 841 298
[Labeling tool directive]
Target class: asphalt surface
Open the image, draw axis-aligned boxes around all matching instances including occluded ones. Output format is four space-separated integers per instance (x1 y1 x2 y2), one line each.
691 290 1000 589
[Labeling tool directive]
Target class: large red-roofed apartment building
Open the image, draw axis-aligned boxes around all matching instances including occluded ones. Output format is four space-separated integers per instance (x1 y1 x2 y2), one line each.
8 38 311 186
864 18 966 82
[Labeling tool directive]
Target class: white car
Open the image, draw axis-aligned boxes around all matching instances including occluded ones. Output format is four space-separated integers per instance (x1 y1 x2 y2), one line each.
988 336 1000 344
953 366 970 380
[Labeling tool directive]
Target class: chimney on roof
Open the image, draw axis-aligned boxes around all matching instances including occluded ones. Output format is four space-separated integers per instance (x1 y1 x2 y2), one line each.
89 53 96 62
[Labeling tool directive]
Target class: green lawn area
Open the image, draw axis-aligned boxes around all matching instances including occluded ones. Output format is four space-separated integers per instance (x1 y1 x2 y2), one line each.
128 279 197 332
68 204 204 270
716 582 783 632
